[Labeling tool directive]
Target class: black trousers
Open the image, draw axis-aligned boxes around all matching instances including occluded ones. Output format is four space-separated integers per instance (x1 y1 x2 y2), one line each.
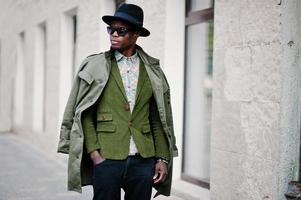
92 155 155 200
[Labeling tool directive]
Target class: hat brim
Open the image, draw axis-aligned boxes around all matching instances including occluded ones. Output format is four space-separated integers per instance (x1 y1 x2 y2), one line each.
102 15 150 37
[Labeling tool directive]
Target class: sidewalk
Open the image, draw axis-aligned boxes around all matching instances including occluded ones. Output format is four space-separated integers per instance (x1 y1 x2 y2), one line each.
0 133 93 200
0 133 183 200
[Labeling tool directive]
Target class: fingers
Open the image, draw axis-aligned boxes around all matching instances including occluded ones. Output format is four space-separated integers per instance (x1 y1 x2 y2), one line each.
153 171 167 184
90 150 102 160
153 171 159 181
153 162 168 184
93 157 105 166
90 150 105 165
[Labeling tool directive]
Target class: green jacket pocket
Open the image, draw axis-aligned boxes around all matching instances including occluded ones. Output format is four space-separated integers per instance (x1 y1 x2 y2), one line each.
97 113 113 122
97 123 116 132
141 124 151 134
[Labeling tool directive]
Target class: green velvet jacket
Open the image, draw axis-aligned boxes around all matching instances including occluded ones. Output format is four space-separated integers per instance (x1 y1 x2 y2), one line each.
82 56 170 161
57 46 178 197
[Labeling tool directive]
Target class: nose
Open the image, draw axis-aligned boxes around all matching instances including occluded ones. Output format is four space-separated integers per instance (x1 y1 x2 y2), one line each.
112 30 118 37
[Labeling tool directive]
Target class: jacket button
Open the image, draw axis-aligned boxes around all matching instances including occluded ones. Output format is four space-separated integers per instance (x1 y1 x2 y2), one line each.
124 103 130 111
128 121 132 127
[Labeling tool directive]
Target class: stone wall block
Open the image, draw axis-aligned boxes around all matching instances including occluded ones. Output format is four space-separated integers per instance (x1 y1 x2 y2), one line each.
240 0 281 45
224 46 253 101
214 0 281 48
210 149 245 200
241 102 280 160
214 0 243 48
211 99 247 154
251 43 282 102
280 46 300 129
211 149 278 200
239 155 278 200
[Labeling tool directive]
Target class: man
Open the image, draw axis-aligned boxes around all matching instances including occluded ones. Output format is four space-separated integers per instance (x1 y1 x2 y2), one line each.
57 3 178 200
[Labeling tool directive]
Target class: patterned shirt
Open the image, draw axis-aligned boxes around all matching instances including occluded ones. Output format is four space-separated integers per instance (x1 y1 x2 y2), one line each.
115 50 139 155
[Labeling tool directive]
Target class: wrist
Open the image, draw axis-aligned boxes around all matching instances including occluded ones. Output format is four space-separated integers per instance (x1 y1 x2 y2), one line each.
90 149 101 158
156 157 169 165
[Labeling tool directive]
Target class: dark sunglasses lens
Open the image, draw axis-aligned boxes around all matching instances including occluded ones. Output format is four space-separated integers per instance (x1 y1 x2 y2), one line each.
117 27 128 36
107 27 129 36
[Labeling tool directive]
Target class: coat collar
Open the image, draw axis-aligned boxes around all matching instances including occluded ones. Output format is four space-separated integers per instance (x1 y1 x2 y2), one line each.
104 45 159 67
114 50 139 63
135 45 159 66
84 46 162 91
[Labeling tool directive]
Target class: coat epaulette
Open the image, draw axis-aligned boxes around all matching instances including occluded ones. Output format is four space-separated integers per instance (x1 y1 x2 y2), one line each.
87 53 99 58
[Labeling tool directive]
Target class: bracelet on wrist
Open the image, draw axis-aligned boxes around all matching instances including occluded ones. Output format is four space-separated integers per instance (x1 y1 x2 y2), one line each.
156 158 169 164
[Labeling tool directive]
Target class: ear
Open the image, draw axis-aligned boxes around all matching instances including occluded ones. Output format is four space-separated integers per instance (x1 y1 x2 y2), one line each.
133 31 140 39
134 31 140 37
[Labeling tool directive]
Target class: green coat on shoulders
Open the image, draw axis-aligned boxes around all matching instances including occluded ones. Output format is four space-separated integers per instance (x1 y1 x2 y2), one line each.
57 45 178 197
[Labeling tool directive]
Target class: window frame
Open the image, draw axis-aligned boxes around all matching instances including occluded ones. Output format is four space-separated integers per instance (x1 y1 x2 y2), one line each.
181 0 214 189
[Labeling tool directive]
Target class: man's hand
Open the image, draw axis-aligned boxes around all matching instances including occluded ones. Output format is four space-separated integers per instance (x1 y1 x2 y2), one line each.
90 150 105 165
153 160 168 184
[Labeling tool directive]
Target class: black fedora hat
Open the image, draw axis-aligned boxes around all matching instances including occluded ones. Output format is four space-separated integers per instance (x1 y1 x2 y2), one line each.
102 3 150 37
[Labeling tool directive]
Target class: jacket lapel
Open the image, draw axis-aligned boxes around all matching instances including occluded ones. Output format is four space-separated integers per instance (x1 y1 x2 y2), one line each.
110 59 128 102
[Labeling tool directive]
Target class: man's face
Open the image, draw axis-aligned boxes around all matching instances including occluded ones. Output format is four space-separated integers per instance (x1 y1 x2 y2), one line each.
109 20 139 53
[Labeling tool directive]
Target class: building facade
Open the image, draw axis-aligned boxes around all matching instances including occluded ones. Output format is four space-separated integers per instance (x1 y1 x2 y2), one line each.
0 0 300 199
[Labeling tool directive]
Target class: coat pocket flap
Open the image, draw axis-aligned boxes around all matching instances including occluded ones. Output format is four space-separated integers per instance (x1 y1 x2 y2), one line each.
141 124 151 134
97 124 116 132
97 113 113 121
78 70 94 85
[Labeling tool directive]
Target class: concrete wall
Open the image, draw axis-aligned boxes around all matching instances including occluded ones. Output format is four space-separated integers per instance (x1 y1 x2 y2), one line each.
211 0 301 199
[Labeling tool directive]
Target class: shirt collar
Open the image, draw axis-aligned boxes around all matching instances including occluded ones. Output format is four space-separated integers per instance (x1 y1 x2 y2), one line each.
115 50 139 63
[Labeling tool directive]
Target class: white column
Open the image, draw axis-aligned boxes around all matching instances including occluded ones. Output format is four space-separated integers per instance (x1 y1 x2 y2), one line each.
164 0 185 180
13 33 25 129
58 9 77 126
98 0 116 52
32 24 46 132
211 0 301 199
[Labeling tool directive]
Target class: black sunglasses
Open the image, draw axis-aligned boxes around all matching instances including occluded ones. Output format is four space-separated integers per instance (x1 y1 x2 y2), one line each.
107 26 133 36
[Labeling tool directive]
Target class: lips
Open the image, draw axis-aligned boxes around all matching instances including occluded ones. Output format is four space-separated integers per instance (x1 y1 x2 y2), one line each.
111 40 119 45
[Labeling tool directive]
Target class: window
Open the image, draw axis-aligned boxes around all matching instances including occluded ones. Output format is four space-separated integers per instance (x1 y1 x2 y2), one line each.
33 23 47 132
182 0 214 188
13 32 26 128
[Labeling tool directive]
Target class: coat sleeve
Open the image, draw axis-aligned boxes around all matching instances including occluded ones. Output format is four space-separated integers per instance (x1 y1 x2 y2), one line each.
57 76 80 154
82 103 100 154
57 57 91 154
149 96 170 161
161 70 178 157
